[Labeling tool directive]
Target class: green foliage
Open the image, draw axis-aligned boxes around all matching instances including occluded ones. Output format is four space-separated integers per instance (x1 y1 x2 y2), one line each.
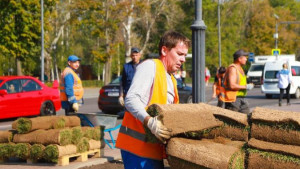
82 80 103 88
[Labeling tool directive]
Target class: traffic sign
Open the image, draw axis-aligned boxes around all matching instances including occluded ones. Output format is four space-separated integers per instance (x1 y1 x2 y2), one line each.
272 49 281 56
248 52 254 62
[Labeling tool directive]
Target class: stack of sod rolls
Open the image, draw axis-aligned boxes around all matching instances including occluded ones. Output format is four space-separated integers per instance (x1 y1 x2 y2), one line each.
146 103 246 169
0 115 102 163
248 107 300 169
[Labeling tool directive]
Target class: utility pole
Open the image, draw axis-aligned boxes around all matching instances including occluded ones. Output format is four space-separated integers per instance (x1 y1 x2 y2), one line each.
41 0 44 82
191 0 207 103
218 0 221 67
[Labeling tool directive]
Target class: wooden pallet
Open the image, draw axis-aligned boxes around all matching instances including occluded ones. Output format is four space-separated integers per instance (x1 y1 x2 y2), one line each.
57 149 101 166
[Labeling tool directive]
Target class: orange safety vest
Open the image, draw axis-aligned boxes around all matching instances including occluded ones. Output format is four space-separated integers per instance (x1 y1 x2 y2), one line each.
60 67 84 101
116 59 179 160
215 74 225 98
220 64 245 102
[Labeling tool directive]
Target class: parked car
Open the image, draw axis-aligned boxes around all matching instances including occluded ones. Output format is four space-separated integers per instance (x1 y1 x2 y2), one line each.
0 76 61 119
98 76 192 114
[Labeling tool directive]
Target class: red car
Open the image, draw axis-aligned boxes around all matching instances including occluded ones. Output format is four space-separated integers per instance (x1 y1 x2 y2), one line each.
0 76 61 119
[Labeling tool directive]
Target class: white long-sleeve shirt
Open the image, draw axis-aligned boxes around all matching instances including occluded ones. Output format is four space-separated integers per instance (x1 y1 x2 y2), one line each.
124 59 175 123
276 69 292 89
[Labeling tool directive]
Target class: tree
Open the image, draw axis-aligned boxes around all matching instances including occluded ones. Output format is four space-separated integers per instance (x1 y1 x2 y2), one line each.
0 0 56 76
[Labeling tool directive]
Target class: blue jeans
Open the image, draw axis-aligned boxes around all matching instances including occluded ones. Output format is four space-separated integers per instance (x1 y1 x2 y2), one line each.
121 150 164 169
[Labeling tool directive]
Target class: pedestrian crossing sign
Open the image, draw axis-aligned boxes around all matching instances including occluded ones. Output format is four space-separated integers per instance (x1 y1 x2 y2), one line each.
272 49 281 56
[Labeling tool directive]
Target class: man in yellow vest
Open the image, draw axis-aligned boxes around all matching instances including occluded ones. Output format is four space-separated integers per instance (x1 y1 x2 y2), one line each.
116 31 190 169
222 49 254 114
60 55 84 115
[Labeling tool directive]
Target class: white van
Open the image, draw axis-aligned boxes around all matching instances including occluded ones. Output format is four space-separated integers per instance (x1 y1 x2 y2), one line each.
247 55 295 85
261 60 300 99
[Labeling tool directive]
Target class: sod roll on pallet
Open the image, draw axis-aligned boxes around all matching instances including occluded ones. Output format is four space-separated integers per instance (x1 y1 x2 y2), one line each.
13 129 72 146
198 103 249 141
251 107 300 146
0 143 15 159
12 116 81 134
0 131 14 143
146 104 223 142
167 137 245 169
247 138 300 169
43 144 77 163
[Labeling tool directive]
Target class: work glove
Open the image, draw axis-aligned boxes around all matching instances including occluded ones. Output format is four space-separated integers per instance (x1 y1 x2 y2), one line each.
72 103 79 113
147 116 172 144
246 84 254 90
118 96 124 106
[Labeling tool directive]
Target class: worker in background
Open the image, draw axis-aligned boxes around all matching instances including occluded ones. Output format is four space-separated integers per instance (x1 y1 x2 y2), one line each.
116 31 190 169
276 63 292 106
119 47 142 106
221 49 254 114
60 55 84 115
212 66 226 107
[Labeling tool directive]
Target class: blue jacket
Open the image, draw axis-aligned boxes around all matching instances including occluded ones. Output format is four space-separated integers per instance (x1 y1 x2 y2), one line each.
121 61 137 95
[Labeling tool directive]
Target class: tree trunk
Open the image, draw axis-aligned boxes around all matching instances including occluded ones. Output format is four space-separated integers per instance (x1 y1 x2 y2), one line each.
16 58 23 76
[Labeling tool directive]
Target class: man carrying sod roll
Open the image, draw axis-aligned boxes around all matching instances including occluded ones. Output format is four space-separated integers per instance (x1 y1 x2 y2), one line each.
116 31 190 169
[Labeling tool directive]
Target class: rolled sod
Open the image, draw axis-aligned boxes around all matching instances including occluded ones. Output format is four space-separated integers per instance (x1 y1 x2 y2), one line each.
198 103 249 141
82 126 102 141
247 149 300 169
251 107 300 145
0 130 14 143
12 116 81 134
89 139 101 150
71 126 83 145
146 103 223 142
248 138 300 159
0 143 14 159
43 144 77 163
77 137 89 153
167 138 245 169
30 144 45 160
13 128 72 146
13 143 31 160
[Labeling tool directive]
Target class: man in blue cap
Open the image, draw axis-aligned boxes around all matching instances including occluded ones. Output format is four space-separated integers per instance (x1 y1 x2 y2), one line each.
60 55 84 115
118 47 142 106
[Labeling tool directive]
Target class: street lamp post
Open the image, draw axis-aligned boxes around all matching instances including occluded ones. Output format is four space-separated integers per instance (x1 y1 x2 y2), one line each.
218 0 221 67
41 0 44 82
191 0 207 103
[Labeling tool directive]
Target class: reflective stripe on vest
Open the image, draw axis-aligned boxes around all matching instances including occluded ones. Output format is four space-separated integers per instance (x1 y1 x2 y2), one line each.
60 67 84 101
115 59 179 160
220 64 246 102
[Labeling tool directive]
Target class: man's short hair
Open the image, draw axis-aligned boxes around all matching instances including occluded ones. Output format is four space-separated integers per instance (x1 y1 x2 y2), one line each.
158 31 191 56
218 66 226 74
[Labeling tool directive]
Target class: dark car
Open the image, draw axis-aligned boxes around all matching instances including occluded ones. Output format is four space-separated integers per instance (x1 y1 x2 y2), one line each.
98 76 192 114
0 76 61 119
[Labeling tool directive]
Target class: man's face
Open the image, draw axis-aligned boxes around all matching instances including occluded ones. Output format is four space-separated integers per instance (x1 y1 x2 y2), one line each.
162 41 188 74
238 56 248 66
68 61 80 70
130 52 141 64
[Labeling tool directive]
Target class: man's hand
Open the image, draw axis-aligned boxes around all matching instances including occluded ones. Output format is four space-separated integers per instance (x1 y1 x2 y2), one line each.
147 116 172 144
212 94 217 99
246 83 254 90
118 96 124 106
72 103 79 112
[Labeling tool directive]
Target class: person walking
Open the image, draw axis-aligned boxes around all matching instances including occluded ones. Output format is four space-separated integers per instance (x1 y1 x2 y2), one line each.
220 49 254 114
60 55 84 115
205 67 211 86
277 63 292 106
116 31 190 169
212 66 226 107
119 47 142 106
